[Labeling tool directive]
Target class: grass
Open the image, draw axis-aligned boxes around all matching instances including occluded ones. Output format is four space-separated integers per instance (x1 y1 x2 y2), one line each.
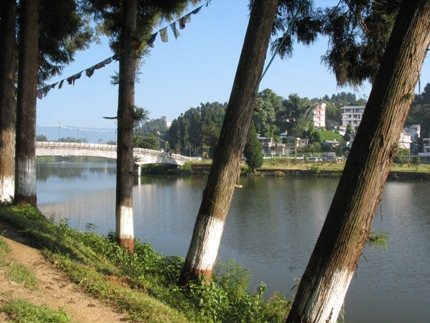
0 236 10 266
6 262 38 289
0 236 38 289
0 298 70 323
0 205 290 322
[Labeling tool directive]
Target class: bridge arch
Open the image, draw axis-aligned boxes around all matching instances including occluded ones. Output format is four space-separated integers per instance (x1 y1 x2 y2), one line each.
35 141 199 166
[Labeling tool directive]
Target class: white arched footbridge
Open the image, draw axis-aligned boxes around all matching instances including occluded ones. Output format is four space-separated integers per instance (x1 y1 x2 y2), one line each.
36 141 200 167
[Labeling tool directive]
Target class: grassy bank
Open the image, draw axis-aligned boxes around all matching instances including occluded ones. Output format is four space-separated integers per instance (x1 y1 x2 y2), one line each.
166 159 430 178
0 205 290 322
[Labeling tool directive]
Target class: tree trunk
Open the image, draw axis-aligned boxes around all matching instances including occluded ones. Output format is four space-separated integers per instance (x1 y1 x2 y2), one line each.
179 0 279 285
115 0 137 252
286 1 430 322
15 0 39 206
0 0 17 204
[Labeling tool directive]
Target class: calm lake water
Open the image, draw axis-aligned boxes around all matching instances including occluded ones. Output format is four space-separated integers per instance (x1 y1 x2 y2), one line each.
36 161 430 322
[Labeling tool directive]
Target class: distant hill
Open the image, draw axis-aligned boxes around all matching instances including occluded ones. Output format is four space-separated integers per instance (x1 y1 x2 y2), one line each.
36 126 116 144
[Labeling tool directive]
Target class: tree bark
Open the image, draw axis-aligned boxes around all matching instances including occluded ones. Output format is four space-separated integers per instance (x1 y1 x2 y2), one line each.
15 0 39 206
286 1 430 322
0 0 17 204
115 0 137 252
179 0 280 284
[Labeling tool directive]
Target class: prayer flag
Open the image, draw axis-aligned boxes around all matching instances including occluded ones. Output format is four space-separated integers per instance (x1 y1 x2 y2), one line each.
191 6 202 14
86 66 95 77
179 14 191 29
148 32 157 47
171 23 180 39
160 27 168 42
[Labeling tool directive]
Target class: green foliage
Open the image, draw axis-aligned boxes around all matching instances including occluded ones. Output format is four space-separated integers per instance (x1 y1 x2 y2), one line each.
0 205 290 322
179 162 193 175
0 236 10 266
133 134 160 150
254 89 282 137
244 126 264 172
368 231 389 249
320 1 401 86
394 147 410 165
215 261 250 300
7 262 38 289
37 0 93 83
408 83 430 137
304 142 322 153
0 299 71 323
57 137 87 143
35 135 48 142
135 116 169 137
86 0 197 57
132 106 149 128
411 156 421 167
168 102 226 156
311 130 343 143
310 165 320 174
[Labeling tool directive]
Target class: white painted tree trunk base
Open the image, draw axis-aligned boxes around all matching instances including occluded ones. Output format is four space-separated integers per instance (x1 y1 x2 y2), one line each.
16 158 36 197
194 216 225 275
117 205 134 251
0 176 14 202
308 269 354 323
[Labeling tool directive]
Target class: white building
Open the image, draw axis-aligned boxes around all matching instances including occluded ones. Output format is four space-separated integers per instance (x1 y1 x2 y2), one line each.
311 103 326 128
257 136 285 156
341 105 365 129
398 131 412 150
404 124 421 142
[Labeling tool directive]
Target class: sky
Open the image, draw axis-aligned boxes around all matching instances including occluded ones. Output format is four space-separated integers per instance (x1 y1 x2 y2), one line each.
36 0 430 130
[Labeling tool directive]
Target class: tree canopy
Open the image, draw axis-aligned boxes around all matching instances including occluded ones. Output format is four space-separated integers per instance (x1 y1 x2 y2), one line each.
273 0 402 86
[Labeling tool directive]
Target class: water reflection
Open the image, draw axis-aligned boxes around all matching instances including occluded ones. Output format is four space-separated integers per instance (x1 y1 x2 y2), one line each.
37 162 430 323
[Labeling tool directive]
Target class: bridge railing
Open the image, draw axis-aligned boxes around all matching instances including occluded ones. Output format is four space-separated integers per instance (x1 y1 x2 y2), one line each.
36 141 117 151
36 141 201 163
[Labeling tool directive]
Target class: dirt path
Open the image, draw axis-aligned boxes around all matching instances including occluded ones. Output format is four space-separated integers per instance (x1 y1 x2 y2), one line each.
0 220 128 322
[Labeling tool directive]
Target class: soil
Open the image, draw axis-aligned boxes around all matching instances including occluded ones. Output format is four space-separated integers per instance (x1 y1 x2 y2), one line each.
0 219 128 322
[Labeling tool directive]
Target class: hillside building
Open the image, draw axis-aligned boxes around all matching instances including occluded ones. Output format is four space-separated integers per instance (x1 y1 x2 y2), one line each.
341 105 365 130
311 103 326 128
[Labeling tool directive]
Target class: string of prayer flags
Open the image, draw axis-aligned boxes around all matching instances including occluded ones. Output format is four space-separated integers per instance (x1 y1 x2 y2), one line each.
37 54 117 99
36 0 210 99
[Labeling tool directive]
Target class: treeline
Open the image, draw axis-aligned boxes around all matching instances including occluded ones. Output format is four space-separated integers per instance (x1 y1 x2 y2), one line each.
140 89 367 156
133 84 430 156
407 83 430 137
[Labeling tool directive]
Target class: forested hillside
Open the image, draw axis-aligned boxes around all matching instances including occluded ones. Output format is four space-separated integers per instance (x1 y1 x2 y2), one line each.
132 84 430 157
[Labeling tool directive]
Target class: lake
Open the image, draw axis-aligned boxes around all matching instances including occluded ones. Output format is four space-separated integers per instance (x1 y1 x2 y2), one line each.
37 161 430 322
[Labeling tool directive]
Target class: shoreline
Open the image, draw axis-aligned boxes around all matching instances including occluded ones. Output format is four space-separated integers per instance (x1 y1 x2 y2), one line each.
187 163 430 181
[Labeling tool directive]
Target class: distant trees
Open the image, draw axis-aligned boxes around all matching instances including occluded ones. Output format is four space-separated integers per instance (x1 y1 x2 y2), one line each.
244 125 263 172
168 102 226 157
408 82 430 137
254 89 282 137
167 89 368 158
57 137 88 143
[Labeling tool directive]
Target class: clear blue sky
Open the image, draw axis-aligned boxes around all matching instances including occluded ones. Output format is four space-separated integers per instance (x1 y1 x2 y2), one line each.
36 0 430 129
